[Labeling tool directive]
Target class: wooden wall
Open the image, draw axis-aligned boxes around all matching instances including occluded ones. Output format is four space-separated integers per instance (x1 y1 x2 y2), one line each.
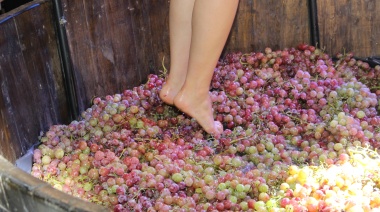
318 0 380 57
61 0 170 112
0 0 69 163
226 0 310 54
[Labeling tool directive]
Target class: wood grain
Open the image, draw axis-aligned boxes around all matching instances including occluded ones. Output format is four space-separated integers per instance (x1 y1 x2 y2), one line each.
318 0 380 57
0 0 69 162
225 0 310 54
61 0 170 112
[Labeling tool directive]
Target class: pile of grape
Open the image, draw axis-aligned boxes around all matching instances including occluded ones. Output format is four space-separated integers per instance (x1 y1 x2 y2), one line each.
31 44 380 212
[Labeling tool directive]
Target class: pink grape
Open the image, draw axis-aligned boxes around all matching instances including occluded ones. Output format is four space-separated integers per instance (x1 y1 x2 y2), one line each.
31 45 380 212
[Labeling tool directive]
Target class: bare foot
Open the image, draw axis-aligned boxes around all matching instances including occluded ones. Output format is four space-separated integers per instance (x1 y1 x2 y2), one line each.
159 76 186 105
173 89 223 136
159 83 177 105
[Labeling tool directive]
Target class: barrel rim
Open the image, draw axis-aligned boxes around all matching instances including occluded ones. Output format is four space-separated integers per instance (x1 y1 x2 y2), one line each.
0 0 49 24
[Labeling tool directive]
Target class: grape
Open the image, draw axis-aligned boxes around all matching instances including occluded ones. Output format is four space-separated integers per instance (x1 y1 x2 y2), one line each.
266 199 277 209
357 110 366 118
218 183 227 190
42 155 51 165
254 201 266 211
54 148 65 159
231 157 242 167
31 45 380 212
129 105 139 114
172 173 183 183
333 143 343 151
235 184 245 192
205 190 216 200
258 183 269 193
228 195 238 204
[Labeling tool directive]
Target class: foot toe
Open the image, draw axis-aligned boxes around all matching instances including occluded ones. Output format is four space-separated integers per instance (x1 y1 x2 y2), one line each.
215 121 223 133
210 121 223 137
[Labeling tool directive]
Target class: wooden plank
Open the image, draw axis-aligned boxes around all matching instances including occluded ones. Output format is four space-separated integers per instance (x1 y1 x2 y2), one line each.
62 0 111 111
106 0 145 87
318 0 380 57
225 0 310 54
127 0 158 80
62 0 146 112
0 1 68 162
141 0 170 73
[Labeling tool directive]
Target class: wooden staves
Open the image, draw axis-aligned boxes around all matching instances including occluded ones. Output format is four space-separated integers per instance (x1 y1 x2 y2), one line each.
318 0 380 58
61 0 170 112
0 0 69 162
225 0 310 55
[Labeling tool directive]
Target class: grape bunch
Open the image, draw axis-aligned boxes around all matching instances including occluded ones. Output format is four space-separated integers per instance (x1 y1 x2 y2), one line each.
31 44 380 212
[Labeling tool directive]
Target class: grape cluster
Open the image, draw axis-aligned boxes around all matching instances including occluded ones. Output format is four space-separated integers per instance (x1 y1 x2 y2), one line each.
31 44 380 212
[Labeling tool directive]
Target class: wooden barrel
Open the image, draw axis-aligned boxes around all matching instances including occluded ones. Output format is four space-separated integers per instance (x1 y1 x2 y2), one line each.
0 0 379 211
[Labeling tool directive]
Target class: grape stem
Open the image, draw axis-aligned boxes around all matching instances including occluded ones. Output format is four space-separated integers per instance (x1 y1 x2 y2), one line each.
282 112 304 124
119 148 127 159
230 135 255 145
134 138 160 142
159 56 169 79
239 53 251 65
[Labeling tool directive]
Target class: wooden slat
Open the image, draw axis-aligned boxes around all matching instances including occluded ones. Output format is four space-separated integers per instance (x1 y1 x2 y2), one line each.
0 1 69 162
225 0 310 54
318 0 380 57
141 0 170 72
62 0 152 112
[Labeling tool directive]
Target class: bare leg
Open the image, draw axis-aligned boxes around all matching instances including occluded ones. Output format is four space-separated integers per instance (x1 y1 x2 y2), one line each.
174 0 239 135
159 0 195 105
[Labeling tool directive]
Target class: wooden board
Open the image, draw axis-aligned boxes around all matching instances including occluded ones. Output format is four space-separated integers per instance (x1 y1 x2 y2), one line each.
318 0 380 57
61 0 170 112
0 0 69 162
225 0 310 54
